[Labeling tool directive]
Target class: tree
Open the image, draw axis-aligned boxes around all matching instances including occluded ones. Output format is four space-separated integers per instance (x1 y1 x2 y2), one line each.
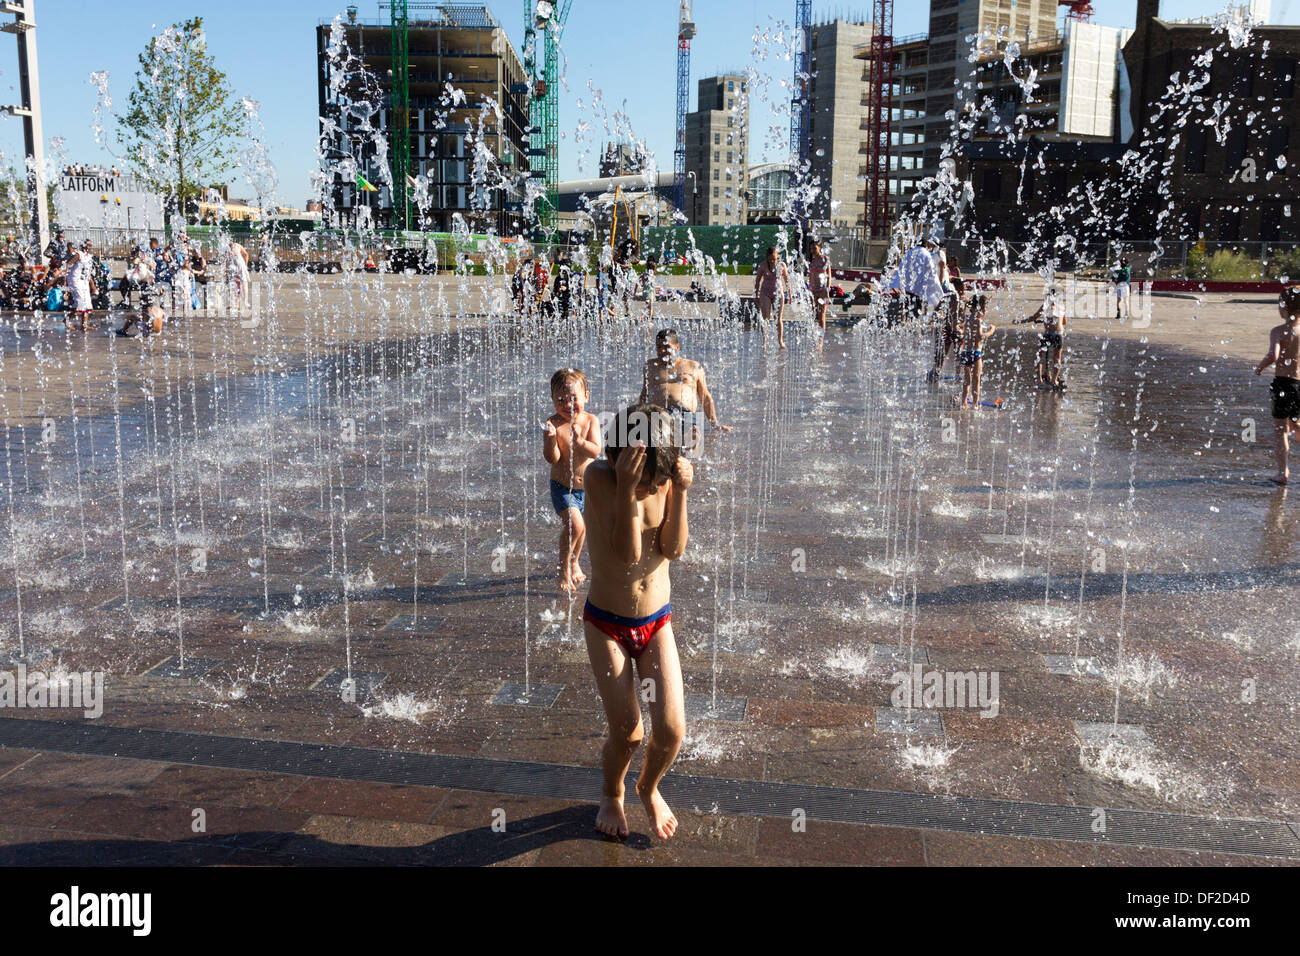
0 167 54 240
117 17 246 219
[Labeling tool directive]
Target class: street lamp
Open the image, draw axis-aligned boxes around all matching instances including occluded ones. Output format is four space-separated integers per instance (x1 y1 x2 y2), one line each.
0 1 47 256
685 170 697 225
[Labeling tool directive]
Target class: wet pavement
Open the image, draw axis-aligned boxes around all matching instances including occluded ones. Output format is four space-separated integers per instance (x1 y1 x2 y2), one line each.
0 277 1296 865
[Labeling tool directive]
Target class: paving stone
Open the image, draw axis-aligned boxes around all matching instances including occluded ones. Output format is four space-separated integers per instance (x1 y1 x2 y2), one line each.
492 682 563 708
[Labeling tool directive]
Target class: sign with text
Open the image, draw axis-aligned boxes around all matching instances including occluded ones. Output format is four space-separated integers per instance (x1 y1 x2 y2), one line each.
54 169 165 236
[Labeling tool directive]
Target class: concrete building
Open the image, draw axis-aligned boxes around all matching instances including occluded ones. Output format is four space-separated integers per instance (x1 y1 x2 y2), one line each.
922 0 1059 170
858 1 1129 234
315 5 528 233
968 21 1131 143
957 137 1125 243
806 19 875 230
684 74 748 226
881 34 931 228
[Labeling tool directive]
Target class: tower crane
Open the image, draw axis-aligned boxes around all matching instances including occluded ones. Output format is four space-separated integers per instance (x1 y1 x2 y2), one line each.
863 0 893 240
674 2 696 219
523 0 573 236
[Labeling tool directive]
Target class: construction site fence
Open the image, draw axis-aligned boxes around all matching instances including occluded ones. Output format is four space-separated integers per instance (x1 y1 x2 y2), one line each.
30 225 1299 282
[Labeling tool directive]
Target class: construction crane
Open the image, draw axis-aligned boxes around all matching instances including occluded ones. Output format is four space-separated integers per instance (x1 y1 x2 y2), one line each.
523 0 573 236
674 2 696 219
381 1 454 230
789 0 812 226
390 0 411 231
1057 0 1094 22
863 0 893 240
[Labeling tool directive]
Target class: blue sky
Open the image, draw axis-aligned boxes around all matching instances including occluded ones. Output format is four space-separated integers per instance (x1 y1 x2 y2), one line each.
0 0 1291 207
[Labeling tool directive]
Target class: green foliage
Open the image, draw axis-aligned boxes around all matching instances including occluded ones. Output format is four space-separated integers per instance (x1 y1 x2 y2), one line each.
1266 246 1300 280
1185 247 1264 280
117 17 247 215
433 236 458 269
0 168 54 236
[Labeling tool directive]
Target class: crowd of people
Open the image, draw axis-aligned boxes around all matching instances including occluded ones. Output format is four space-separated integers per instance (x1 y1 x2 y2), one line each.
60 163 121 177
511 238 664 325
0 230 252 337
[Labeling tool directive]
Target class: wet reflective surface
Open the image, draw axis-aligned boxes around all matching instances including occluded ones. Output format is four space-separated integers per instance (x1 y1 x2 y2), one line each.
1 282 1296 854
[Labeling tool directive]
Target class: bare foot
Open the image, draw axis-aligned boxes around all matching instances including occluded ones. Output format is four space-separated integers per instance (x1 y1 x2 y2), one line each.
636 782 678 840
558 567 575 593
595 796 629 839
1269 475 1288 486
570 560 587 585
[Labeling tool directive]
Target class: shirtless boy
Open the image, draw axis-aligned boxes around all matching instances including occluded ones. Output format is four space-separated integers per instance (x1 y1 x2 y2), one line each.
640 329 733 453
543 368 603 591
582 404 693 840
1016 285 1068 389
1255 286 1300 485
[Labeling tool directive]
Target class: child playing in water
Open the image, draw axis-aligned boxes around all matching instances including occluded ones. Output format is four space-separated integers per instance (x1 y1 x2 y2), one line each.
582 404 692 840
1255 285 1300 485
957 293 996 408
543 368 602 591
1112 259 1132 321
755 246 791 349
1015 285 1068 389
643 257 657 325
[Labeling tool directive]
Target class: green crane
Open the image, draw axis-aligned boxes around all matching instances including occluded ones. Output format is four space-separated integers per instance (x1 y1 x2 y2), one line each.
523 0 572 237
390 0 411 231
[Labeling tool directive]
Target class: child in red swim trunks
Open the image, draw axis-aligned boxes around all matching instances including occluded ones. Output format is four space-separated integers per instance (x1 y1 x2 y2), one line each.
581 403 693 841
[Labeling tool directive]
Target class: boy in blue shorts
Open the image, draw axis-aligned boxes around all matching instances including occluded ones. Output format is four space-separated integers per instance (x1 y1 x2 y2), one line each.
543 368 603 591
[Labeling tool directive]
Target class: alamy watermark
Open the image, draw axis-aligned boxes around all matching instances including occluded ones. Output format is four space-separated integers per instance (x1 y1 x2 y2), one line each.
595 407 708 459
890 665 1000 718
0 665 104 719
1055 277 1153 327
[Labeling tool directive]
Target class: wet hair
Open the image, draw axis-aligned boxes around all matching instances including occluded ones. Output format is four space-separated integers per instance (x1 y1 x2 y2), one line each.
1282 285 1300 318
656 328 680 347
550 367 588 396
605 403 679 486
969 293 988 315
765 246 777 259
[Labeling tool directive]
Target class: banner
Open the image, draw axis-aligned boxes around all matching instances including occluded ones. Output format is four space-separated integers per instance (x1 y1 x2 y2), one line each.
54 168 166 237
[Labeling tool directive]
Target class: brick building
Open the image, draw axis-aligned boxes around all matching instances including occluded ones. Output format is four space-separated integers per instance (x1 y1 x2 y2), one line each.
1122 2 1299 242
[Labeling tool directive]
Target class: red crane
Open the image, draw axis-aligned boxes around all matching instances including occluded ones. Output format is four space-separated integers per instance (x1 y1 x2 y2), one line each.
863 0 893 240
1058 0 1094 22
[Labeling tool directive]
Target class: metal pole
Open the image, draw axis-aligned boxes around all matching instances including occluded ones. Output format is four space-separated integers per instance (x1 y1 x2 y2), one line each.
8 1 48 255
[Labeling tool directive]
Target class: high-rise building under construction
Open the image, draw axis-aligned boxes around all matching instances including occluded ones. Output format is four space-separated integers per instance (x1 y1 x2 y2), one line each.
806 18 875 231
314 4 528 233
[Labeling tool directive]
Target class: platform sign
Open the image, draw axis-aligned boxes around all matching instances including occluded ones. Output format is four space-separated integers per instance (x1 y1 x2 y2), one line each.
54 169 165 237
